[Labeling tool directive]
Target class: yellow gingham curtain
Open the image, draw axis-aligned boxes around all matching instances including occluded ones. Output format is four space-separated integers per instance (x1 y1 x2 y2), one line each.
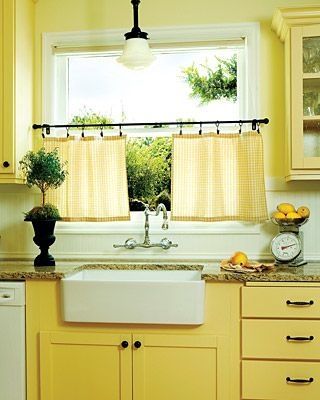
171 131 268 222
44 136 130 221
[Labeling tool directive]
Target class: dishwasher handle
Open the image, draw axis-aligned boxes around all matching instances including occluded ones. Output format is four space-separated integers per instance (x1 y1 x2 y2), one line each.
0 291 14 303
0 283 25 306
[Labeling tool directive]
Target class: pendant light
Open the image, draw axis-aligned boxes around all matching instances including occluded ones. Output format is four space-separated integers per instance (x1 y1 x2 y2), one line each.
117 0 155 70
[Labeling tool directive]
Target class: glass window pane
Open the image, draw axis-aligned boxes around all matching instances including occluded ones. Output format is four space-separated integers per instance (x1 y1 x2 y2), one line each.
303 78 320 116
303 37 320 73
67 47 241 124
304 120 320 157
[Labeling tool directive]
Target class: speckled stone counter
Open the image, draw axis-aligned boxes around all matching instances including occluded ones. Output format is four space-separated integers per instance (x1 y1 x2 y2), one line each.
0 261 203 280
1 260 320 282
202 263 320 282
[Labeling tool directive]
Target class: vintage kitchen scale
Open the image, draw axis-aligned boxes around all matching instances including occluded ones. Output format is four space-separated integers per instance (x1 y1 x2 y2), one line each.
271 217 308 267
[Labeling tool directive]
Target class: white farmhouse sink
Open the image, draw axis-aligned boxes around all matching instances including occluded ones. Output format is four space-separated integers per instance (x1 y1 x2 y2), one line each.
61 269 205 325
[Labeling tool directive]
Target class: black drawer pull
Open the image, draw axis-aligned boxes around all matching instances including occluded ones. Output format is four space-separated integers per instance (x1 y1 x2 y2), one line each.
286 300 314 306
286 335 314 341
2 161 10 168
286 377 314 384
121 340 129 349
134 340 142 349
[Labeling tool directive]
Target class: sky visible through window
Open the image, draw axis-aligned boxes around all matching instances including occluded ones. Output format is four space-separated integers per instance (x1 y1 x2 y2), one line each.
67 47 240 124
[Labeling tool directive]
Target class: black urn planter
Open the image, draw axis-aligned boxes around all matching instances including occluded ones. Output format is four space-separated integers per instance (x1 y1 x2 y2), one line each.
28 220 57 266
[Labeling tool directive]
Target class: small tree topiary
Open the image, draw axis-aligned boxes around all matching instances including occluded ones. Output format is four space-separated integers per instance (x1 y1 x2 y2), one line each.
19 148 68 220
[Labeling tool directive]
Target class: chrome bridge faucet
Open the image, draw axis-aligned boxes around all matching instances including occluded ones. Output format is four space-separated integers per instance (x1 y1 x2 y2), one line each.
113 203 178 250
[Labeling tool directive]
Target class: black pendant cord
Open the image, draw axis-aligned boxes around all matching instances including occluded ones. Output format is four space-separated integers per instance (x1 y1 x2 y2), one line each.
33 118 269 136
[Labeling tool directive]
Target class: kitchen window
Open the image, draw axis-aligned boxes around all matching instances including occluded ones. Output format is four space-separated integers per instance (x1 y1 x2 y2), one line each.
42 23 260 233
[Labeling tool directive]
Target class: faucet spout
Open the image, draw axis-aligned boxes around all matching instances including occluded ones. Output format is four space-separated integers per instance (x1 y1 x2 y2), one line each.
155 203 169 230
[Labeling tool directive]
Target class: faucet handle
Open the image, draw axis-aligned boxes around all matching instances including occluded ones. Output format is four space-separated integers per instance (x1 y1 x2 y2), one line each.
113 238 137 249
160 238 178 250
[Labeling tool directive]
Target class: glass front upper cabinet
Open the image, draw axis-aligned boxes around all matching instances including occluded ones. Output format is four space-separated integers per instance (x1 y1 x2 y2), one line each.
291 25 320 171
272 7 320 180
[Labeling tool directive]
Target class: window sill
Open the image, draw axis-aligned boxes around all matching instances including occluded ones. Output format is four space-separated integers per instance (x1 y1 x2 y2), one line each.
55 212 260 235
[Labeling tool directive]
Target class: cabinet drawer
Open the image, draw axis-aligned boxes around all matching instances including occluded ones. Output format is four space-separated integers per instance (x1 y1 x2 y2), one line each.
242 287 320 318
242 360 320 400
242 319 320 359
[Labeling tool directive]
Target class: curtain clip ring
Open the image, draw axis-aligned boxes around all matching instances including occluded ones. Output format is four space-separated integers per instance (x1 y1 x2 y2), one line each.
66 127 70 138
199 122 202 135
41 127 45 139
119 124 123 137
239 121 243 134
45 125 50 136
216 121 220 134
81 125 85 138
252 119 257 131
257 121 261 133
100 125 104 137
179 123 183 135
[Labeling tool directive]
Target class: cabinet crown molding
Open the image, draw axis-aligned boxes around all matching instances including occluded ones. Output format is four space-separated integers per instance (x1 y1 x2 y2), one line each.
272 7 320 41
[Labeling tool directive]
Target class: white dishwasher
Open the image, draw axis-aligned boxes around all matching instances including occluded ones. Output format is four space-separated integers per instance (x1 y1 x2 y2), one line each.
0 282 25 400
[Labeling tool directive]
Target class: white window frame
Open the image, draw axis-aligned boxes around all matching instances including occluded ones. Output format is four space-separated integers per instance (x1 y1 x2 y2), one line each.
42 23 260 235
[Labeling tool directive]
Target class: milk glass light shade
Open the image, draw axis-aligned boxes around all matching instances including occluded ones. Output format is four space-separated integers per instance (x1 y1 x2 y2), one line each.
117 37 155 70
117 0 155 70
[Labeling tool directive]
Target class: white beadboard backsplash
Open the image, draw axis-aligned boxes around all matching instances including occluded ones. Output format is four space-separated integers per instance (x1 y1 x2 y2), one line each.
0 178 319 262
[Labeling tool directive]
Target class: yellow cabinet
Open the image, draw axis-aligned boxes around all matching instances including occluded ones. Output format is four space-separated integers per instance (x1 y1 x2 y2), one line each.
39 331 224 400
40 331 132 400
241 283 320 400
272 7 320 180
133 333 226 400
0 0 33 182
243 360 320 400
26 280 241 400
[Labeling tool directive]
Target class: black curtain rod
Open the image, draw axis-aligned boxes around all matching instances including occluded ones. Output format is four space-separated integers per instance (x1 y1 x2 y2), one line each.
32 118 269 131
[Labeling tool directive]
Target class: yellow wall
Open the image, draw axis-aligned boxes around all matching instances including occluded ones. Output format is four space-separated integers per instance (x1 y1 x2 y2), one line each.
34 0 317 177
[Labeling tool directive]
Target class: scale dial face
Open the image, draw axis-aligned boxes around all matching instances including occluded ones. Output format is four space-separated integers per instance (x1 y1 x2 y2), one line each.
271 232 302 262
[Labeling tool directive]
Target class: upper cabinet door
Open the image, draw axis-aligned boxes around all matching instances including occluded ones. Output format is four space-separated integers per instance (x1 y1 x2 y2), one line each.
272 7 320 180
291 25 320 170
0 0 33 183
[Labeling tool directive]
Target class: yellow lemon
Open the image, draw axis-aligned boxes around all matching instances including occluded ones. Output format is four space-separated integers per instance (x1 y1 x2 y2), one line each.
272 211 286 219
277 203 296 215
230 251 248 266
286 212 301 219
297 206 310 218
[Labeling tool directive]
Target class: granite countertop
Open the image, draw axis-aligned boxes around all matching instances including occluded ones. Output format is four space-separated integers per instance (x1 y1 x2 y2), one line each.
1 260 320 282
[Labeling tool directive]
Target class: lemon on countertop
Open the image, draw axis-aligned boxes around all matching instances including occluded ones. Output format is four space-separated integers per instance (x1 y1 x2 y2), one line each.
229 251 248 266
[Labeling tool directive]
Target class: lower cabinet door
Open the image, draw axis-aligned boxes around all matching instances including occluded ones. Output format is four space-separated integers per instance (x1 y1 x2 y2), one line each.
132 334 226 400
242 360 320 400
40 331 132 400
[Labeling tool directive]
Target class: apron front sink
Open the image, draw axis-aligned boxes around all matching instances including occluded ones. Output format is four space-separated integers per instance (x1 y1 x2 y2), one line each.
61 268 205 325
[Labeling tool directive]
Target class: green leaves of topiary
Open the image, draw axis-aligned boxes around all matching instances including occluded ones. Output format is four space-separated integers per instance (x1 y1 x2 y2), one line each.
24 203 61 221
19 147 68 207
20 148 68 220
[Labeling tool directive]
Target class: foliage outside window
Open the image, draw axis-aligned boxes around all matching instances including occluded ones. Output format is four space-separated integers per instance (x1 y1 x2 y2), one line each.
69 55 236 211
67 53 237 211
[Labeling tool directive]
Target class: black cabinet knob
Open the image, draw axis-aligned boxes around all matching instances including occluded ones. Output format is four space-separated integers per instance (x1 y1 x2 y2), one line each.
2 161 10 168
121 340 129 349
134 340 142 349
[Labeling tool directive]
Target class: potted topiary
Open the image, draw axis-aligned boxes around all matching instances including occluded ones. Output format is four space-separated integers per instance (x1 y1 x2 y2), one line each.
19 148 68 267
